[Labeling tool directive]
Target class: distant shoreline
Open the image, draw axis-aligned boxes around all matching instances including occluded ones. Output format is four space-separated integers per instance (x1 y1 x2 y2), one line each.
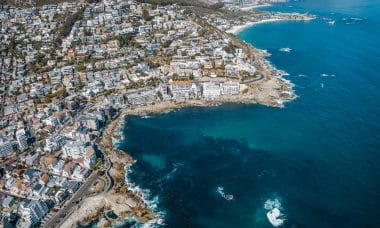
226 19 288 35
240 4 272 11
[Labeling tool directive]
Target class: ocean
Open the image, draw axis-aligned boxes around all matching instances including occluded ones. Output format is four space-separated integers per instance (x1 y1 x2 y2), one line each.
118 0 380 227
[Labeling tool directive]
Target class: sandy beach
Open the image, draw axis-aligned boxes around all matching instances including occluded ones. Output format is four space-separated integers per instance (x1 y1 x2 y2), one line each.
226 19 289 35
240 4 272 11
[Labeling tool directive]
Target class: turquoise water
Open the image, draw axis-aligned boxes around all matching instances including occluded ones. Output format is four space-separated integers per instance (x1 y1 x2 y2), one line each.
119 0 380 227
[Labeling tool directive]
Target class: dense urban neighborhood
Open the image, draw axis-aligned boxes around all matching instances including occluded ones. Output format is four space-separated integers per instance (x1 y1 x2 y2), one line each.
0 0 313 226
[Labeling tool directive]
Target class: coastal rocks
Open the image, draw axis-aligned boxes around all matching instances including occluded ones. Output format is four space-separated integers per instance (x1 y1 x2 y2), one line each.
98 218 111 227
61 113 156 227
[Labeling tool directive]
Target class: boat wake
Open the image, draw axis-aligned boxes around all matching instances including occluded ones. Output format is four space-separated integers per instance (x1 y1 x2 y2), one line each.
320 73 336 77
264 198 286 227
162 162 183 181
322 17 335 25
279 47 292 53
216 186 234 201
342 17 366 25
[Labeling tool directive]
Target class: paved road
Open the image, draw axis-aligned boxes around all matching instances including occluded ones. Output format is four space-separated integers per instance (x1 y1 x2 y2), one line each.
100 149 114 192
0 189 37 200
241 74 264 84
42 172 98 228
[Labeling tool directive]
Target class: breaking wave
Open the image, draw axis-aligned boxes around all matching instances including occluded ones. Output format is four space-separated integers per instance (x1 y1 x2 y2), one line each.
216 186 234 201
320 73 336 77
264 197 286 227
162 162 183 181
124 162 166 227
342 17 366 24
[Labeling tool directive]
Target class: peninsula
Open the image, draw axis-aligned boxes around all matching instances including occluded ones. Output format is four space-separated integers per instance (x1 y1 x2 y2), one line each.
0 0 314 227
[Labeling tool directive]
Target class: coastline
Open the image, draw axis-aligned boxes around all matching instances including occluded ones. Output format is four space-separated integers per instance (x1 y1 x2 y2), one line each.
240 4 272 11
226 18 290 35
60 5 313 228
226 14 315 35
60 114 158 227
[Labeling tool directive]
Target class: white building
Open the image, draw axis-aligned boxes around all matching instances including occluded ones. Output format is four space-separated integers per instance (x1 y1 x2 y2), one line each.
84 145 97 168
202 82 221 99
19 200 49 225
62 140 86 159
222 81 240 95
0 140 13 158
16 129 29 151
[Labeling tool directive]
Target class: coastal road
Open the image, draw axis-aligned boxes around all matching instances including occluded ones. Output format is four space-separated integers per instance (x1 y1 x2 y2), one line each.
103 151 114 192
42 172 98 228
97 146 114 192
241 74 264 84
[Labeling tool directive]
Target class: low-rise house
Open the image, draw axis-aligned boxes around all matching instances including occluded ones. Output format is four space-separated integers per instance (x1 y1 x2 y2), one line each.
72 165 88 181
39 173 50 186
84 145 97 169
55 190 68 204
52 160 65 174
63 162 76 177
2 196 14 208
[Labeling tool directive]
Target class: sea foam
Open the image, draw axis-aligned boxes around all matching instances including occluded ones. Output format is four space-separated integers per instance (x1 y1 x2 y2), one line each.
124 162 166 227
264 198 286 227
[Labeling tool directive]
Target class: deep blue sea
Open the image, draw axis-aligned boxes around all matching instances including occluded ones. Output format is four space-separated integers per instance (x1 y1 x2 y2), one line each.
118 0 380 227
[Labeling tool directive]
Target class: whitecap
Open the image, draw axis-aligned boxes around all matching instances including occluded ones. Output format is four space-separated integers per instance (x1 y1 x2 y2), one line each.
267 208 285 227
342 17 366 25
162 162 183 180
327 20 335 25
124 163 166 226
264 198 286 227
320 73 336 77
322 17 335 25
216 186 234 201
264 198 282 210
